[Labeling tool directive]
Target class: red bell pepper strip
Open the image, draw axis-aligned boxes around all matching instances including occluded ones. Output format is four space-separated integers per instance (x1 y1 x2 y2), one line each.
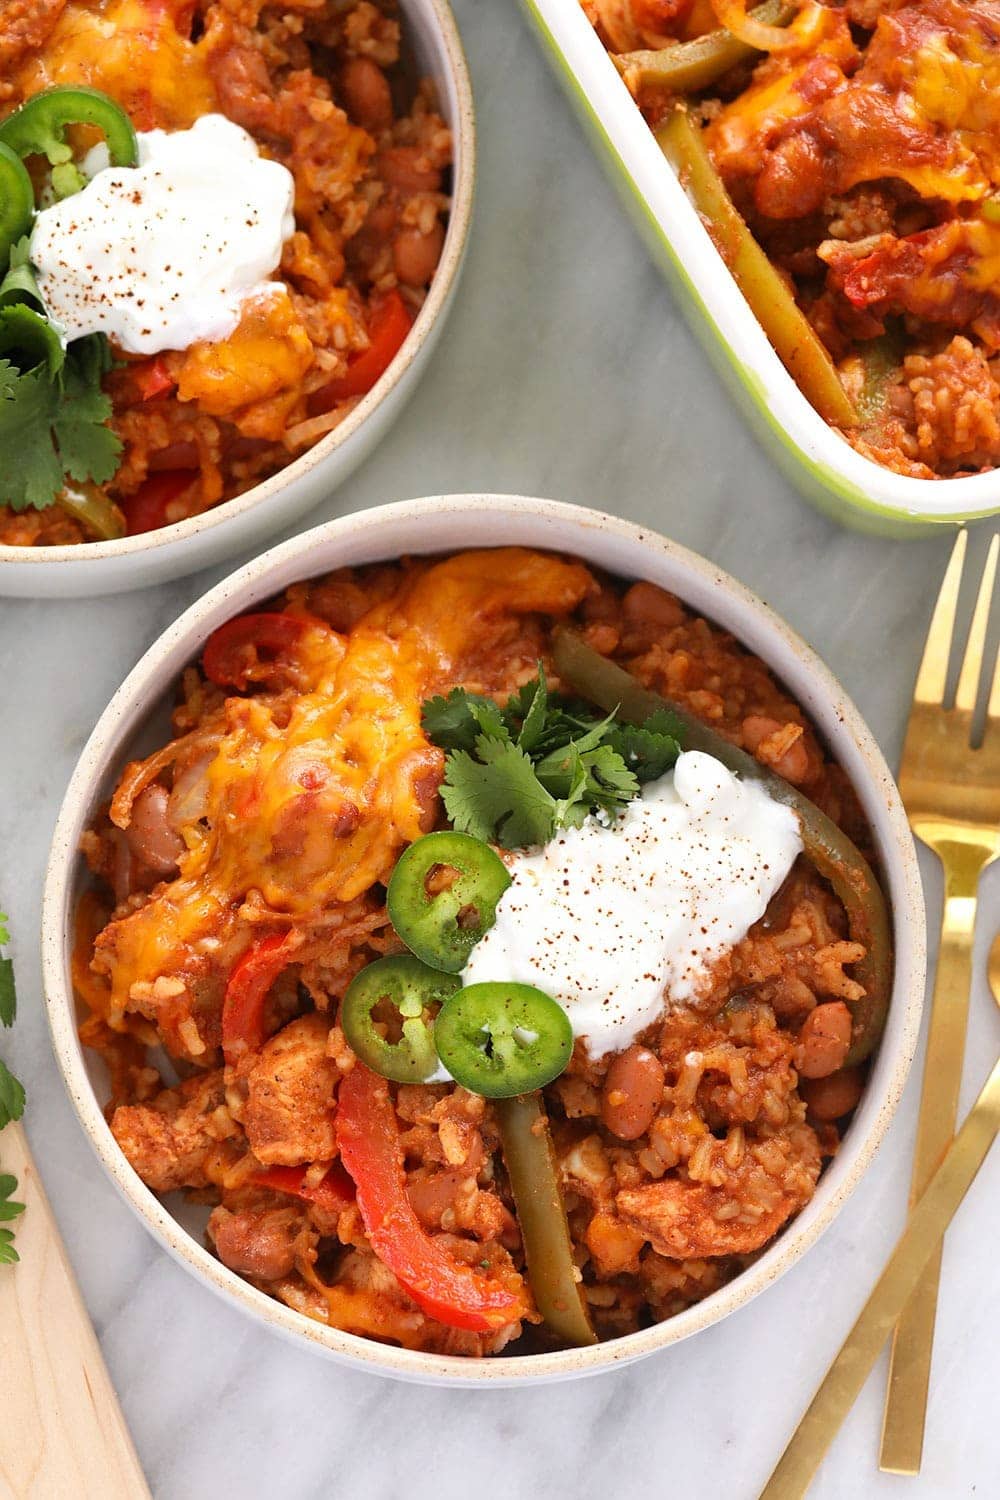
252 1162 356 1215
122 470 196 535
337 1065 523 1332
202 611 309 691
132 356 177 402
221 931 300 1065
321 290 413 404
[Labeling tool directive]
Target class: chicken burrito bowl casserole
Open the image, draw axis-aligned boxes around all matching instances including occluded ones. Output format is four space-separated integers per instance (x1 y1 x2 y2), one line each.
0 0 452 546
72 544 894 1357
586 0 1000 481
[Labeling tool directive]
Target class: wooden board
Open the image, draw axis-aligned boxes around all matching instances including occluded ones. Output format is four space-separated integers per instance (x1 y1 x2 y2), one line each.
0 1122 151 1500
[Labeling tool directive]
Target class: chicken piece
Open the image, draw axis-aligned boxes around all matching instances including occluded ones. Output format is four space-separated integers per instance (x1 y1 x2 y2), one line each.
617 1123 820 1257
110 1069 238 1191
243 1013 339 1166
208 1206 305 1282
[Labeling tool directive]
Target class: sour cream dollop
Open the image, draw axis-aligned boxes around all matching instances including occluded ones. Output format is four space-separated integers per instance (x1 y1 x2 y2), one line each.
30 114 296 355
461 750 803 1058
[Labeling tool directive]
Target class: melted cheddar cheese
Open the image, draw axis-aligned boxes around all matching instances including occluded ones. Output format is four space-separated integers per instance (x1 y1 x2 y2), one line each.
93 550 595 1057
14 0 217 130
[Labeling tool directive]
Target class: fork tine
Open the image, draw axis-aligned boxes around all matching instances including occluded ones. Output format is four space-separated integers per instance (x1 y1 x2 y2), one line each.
914 530 967 705
988 618 1000 725
955 533 999 715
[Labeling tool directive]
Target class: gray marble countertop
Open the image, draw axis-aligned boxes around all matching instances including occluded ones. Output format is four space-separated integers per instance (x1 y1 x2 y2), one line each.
1 3 998 1496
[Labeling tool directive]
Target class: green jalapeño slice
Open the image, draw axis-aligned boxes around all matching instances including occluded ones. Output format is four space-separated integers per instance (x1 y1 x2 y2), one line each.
341 955 460 1084
434 982 574 1098
386 831 511 974
0 144 34 262
0 86 139 200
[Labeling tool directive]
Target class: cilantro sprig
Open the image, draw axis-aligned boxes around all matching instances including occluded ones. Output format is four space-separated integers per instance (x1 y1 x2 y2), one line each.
0 237 122 512
422 666 682 849
0 914 25 1264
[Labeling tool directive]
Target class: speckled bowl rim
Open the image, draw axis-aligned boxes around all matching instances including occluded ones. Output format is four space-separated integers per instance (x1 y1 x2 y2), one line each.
42 494 926 1385
0 0 474 577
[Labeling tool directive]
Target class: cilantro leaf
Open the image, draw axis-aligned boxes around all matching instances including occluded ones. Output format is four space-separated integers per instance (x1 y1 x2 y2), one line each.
503 667 550 753
0 1172 24 1265
0 336 121 511
422 689 507 753
442 739 557 849
0 912 17 1037
0 1060 25 1131
0 962 14 1029
423 661 686 849
0 365 66 509
0 302 64 378
0 238 46 312
605 710 683 784
53 340 120 485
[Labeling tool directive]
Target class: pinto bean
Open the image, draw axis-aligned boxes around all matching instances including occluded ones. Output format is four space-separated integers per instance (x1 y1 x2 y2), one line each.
796 1001 853 1079
742 715 810 785
341 57 393 132
378 145 443 193
209 1206 299 1282
125 783 184 876
601 1045 665 1140
621 581 684 631
800 1066 864 1121
393 220 445 288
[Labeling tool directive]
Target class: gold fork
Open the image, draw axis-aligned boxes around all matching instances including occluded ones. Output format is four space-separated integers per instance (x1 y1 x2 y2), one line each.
880 528 1000 1474
759 935 1000 1498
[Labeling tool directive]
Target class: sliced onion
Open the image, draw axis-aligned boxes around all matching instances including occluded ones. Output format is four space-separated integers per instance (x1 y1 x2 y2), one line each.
709 0 799 51
167 750 214 828
110 730 215 829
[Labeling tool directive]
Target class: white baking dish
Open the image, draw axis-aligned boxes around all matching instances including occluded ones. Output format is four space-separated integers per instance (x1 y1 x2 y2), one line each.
521 0 1000 536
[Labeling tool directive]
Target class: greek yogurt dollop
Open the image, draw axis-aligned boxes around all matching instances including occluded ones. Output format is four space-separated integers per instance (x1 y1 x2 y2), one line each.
461 750 803 1058
30 114 295 355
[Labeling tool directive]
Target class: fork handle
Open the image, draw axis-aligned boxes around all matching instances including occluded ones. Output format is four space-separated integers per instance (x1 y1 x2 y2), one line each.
761 1052 1000 1499
880 845 987 1474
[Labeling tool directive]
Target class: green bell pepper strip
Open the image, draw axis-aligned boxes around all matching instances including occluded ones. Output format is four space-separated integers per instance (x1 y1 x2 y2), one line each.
0 87 138 201
495 1093 598 1348
552 629 892 1068
855 331 902 433
655 108 859 430
614 1 795 95
434 982 574 1098
54 481 127 541
0 145 34 265
340 954 459 1084
387 831 512 974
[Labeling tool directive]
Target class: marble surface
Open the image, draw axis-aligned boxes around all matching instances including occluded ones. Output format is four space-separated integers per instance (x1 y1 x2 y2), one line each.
1 3 999 1496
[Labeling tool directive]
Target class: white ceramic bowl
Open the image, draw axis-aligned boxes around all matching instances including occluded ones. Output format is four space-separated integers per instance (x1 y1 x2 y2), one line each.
521 0 1000 536
42 494 925 1384
0 1 474 600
